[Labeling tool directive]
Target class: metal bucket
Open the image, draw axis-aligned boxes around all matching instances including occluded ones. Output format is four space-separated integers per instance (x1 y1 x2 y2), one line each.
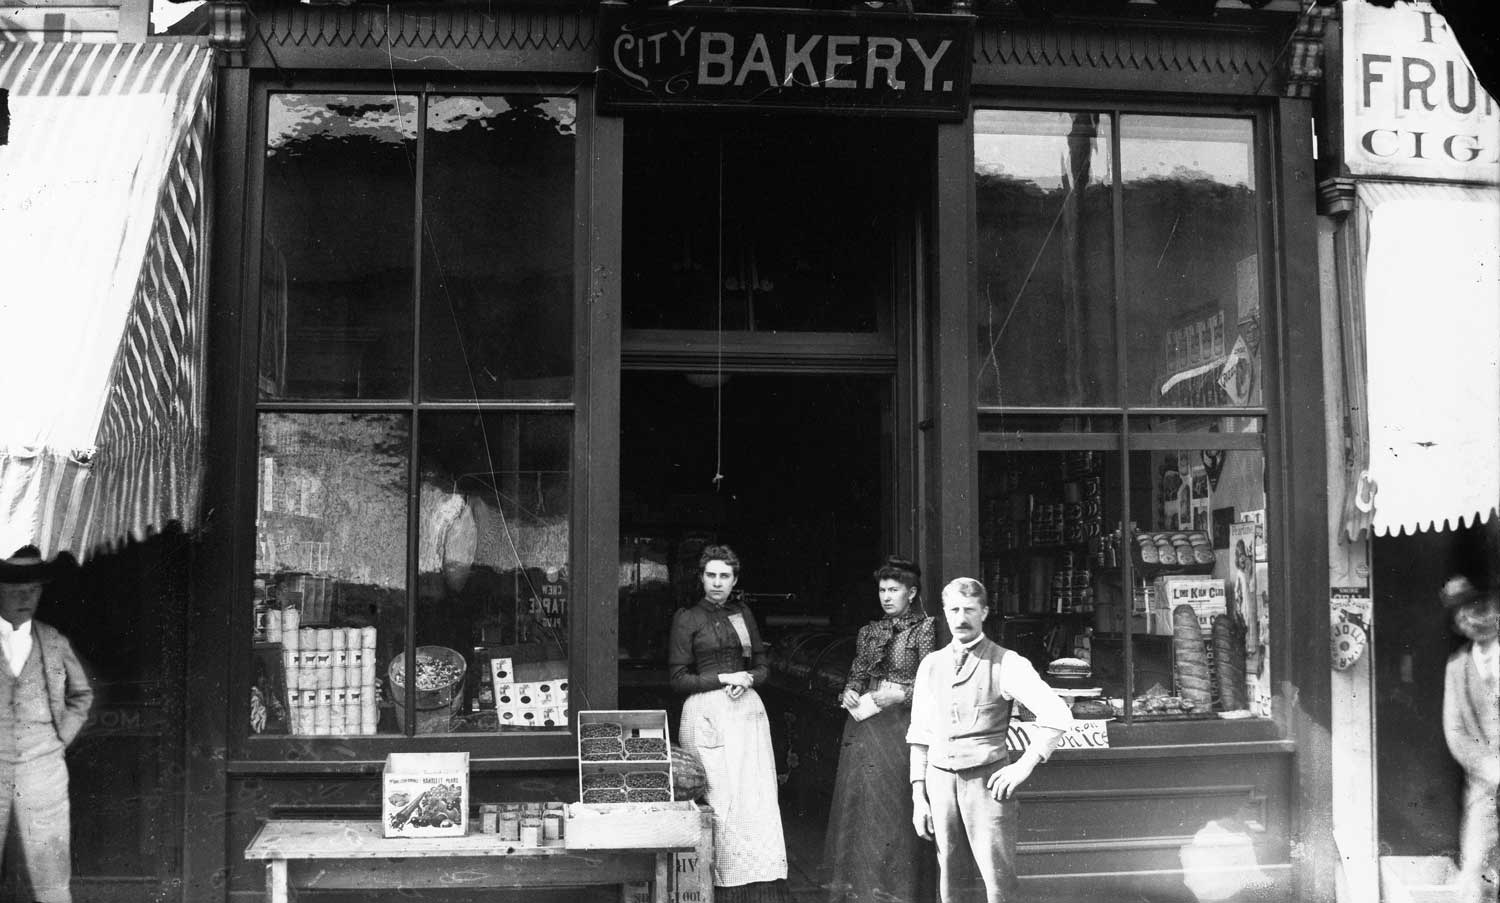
388 645 466 734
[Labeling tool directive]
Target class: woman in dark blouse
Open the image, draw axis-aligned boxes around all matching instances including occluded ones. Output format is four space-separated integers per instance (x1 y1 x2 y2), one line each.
823 555 936 903
670 544 789 903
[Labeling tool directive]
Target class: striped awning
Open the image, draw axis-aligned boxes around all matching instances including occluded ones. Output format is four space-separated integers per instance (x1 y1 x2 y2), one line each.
0 42 213 561
1342 179 1500 538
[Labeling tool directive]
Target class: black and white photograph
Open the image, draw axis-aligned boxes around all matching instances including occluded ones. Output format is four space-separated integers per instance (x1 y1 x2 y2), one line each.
0 0 1496 901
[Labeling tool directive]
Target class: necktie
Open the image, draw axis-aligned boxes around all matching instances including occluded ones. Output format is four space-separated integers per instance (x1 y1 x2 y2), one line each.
954 649 969 673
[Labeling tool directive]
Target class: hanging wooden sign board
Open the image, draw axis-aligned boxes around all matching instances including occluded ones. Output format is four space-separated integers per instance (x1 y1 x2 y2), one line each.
596 3 974 120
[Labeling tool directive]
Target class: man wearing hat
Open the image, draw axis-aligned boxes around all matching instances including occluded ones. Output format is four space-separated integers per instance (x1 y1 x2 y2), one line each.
1441 575 1500 903
0 546 94 903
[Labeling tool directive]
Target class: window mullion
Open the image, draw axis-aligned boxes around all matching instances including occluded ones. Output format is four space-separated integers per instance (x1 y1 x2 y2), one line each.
1107 110 1137 723
405 91 429 738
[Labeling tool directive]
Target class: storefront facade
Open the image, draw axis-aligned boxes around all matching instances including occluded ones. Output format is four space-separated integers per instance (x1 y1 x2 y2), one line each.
1314 2 1499 898
6 1 1336 900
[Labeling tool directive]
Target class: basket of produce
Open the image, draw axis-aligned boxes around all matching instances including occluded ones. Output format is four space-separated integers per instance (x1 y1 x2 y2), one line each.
389 646 467 734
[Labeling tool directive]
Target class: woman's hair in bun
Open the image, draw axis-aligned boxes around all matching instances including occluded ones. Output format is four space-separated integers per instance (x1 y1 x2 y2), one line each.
873 555 922 591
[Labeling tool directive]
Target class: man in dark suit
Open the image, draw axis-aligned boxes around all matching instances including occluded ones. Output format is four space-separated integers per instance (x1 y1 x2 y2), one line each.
0 546 94 903
907 577 1074 903
1441 576 1499 903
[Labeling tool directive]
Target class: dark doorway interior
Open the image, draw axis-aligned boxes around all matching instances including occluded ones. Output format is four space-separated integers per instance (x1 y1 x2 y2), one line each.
617 370 889 897
618 370 887 665
1374 516 1500 859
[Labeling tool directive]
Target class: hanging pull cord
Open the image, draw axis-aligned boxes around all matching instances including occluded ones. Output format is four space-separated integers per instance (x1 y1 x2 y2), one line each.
713 133 725 491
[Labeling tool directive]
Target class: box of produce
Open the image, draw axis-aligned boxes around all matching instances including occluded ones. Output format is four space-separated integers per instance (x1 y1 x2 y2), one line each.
382 752 469 838
577 710 673 804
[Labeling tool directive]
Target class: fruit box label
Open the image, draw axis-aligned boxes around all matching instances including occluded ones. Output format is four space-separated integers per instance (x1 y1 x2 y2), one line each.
383 753 469 838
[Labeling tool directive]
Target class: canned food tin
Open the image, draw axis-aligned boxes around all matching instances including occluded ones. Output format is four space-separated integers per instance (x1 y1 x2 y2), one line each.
497 812 520 841
519 817 542 847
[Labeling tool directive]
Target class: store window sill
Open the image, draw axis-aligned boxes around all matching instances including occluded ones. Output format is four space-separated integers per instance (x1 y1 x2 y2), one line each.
1044 716 1290 761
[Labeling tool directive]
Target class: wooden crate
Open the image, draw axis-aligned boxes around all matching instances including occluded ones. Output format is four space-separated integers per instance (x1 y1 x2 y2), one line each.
564 801 701 851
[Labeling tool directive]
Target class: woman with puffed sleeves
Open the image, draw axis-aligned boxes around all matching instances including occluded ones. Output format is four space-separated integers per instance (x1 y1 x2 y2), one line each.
670 544 789 903
823 555 936 903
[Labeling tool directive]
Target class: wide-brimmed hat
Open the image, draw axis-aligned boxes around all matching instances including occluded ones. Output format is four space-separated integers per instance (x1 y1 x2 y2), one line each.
0 546 54 584
1440 575 1490 609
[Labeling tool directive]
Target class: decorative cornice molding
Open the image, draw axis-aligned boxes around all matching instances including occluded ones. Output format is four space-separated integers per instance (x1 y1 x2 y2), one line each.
1282 2 1333 99
242 3 595 70
218 0 1296 93
972 19 1280 92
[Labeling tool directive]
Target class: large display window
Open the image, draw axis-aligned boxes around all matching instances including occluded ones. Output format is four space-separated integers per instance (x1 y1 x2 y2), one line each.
246 90 579 745
974 108 1273 725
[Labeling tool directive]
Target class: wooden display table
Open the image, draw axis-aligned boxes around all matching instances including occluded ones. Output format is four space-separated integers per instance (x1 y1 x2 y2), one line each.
244 807 712 903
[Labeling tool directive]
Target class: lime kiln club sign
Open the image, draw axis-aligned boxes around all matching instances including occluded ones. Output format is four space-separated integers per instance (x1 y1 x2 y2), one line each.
596 4 974 119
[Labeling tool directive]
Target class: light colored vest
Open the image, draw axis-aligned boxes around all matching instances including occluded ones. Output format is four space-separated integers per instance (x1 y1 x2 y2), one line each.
0 644 64 764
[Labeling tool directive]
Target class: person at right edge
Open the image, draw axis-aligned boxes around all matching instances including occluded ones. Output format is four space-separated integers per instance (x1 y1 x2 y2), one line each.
908 577 1074 903
1441 575 1500 903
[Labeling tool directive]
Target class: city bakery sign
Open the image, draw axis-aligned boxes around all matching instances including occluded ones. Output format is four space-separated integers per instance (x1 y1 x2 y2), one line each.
596 5 973 119
1343 0 1498 183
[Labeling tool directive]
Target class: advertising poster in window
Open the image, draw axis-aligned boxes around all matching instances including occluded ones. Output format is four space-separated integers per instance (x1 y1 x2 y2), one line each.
1235 511 1273 717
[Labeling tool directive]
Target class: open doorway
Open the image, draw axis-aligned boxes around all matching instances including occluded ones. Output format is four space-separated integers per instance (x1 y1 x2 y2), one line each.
617 371 888 667
616 371 891 894
1373 520 1500 864
616 110 927 899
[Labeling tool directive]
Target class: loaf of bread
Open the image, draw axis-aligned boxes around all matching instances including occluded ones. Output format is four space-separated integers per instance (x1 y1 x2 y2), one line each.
1172 604 1213 705
1212 614 1247 711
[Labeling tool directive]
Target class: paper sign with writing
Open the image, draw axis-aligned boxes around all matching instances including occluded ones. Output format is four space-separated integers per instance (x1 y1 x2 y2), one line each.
1006 719 1110 752
1343 0 1499 183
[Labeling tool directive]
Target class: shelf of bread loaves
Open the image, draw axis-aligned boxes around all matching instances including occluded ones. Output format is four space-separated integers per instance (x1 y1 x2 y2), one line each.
1095 531 1216 579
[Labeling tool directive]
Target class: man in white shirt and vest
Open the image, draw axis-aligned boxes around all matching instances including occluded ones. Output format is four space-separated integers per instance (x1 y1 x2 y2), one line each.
907 577 1074 903
0 546 94 903
1441 575 1500 903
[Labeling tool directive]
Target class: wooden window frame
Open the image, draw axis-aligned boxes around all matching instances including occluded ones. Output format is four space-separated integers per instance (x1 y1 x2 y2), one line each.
226 76 620 769
950 97 1292 734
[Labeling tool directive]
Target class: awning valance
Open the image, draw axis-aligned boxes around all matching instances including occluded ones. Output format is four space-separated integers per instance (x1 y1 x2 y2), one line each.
1343 180 1500 538
0 42 213 561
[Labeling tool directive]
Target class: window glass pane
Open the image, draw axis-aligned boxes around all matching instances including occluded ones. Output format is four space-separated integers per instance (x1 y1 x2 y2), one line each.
415 412 572 733
978 449 1117 690
260 94 417 400
1121 115 1262 408
252 413 410 737
975 110 1115 406
977 432 1272 722
421 96 576 401
623 117 898 332
1123 436 1270 720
